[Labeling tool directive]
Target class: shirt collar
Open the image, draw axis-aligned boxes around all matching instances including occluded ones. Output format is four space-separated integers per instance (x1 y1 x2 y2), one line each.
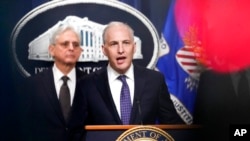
107 64 134 82
52 64 76 82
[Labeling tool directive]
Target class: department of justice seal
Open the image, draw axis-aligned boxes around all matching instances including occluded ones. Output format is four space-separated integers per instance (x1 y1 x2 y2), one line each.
10 0 159 77
116 126 174 141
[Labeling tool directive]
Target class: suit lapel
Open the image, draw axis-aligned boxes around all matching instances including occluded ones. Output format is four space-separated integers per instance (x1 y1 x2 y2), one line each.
70 69 86 118
130 66 146 124
42 69 65 123
94 68 122 123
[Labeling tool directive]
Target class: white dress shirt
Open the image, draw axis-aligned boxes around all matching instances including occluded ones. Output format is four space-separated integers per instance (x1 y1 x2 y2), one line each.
107 64 135 118
52 64 76 106
231 69 250 96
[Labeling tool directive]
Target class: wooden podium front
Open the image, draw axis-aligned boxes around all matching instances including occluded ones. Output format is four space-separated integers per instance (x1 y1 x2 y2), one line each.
84 124 201 141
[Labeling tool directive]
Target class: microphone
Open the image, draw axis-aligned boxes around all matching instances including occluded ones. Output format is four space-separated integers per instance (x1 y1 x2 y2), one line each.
136 100 143 125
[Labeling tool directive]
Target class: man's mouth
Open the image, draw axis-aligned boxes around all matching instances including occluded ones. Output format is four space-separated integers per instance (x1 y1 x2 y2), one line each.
117 56 126 64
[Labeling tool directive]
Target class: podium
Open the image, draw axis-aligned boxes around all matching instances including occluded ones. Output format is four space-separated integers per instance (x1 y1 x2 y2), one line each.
85 125 201 141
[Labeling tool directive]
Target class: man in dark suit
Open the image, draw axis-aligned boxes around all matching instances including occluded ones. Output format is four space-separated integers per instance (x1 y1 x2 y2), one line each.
194 69 250 141
21 23 86 141
72 21 183 128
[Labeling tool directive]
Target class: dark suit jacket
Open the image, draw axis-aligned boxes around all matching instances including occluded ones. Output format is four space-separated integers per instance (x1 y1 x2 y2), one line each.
73 65 183 127
21 68 86 141
193 70 250 141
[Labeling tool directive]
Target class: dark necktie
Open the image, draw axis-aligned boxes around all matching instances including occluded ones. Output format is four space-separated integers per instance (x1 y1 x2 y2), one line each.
238 72 249 97
237 71 250 99
59 76 71 121
118 75 132 125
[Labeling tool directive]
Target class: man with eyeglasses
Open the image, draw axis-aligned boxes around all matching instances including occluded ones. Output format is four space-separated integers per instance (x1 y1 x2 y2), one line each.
20 23 86 141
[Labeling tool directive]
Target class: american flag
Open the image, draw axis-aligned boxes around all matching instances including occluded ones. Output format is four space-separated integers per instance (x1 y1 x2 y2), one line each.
176 47 201 80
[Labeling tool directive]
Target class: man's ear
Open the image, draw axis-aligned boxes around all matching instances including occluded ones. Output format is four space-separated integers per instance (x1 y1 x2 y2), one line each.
80 47 83 52
102 44 107 56
133 42 136 54
48 45 54 57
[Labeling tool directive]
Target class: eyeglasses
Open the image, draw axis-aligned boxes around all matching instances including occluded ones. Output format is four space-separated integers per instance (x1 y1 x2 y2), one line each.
55 41 81 49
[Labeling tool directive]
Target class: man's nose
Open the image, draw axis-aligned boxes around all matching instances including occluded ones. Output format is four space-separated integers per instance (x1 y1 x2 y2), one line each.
118 43 124 53
68 43 75 50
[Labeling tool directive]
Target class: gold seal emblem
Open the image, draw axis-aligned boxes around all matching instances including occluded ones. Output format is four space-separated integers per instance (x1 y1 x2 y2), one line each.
116 126 174 141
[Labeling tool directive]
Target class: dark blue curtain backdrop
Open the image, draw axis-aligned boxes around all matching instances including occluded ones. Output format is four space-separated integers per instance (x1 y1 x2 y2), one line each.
121 0 170 34
0 1 42 140
0 0 170 140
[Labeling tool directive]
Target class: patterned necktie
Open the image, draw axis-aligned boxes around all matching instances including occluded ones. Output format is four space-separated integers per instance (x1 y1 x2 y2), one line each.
118 75 132 125
59 76 71 121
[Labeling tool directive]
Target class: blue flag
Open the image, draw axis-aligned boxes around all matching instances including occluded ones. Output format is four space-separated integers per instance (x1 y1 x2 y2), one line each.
156 0 200 124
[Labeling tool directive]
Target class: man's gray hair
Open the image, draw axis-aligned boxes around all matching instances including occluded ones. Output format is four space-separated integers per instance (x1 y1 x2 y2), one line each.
102 21 134 44
49 23 80 45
